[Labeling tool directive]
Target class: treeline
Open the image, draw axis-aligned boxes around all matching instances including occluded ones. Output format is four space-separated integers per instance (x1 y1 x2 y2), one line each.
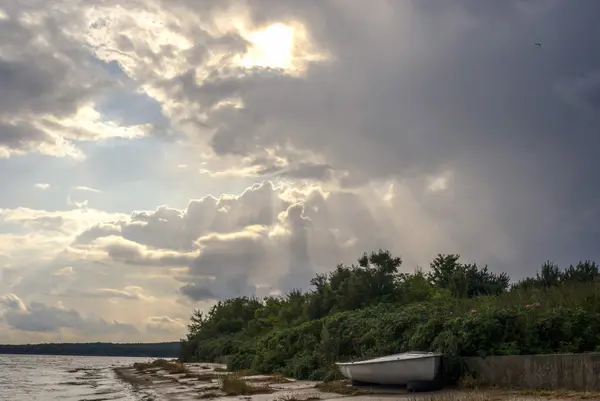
179 251 600 381
0 342 180 357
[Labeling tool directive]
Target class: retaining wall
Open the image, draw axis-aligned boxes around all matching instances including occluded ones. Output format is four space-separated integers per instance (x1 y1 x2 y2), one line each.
464 353 600 391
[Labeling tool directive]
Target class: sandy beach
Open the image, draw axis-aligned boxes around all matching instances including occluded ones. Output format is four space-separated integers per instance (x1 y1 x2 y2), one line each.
111 360 587 401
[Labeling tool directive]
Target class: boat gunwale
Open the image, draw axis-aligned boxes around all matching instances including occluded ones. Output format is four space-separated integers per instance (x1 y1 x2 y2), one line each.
335 352 442 367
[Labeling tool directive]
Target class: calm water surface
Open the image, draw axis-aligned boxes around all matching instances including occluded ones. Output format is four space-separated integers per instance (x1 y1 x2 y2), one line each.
0 354 156 400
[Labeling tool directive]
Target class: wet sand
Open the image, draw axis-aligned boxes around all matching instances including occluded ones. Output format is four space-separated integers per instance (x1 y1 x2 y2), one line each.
112 361 577 401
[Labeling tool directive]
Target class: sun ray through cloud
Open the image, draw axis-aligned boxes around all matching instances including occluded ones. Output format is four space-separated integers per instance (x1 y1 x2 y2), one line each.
0 0 598 350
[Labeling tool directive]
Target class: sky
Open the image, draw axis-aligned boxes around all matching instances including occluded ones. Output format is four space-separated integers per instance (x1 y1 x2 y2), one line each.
0 0 599 344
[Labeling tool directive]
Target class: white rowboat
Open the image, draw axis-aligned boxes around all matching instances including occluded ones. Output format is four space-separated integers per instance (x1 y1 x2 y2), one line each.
335 352 442 385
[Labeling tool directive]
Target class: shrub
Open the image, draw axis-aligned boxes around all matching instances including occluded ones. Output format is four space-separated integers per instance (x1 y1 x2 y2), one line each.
178 250 600 382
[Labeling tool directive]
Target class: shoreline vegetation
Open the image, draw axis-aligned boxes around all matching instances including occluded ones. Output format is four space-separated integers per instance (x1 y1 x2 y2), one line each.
0 342 180 357
178 250 600 385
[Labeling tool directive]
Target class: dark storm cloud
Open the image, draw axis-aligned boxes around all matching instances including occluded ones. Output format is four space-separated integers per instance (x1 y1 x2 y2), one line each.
180 284 216 301
137 0 600 278
4 0 600 313
0 4 130 156
0 295 138 334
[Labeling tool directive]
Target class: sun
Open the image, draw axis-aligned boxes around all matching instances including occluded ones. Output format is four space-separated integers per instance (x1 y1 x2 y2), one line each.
221 17 327 73
241 23 295 70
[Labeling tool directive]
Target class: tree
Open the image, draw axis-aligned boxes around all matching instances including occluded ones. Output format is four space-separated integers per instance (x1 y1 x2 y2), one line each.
306 250 404 318
563 261 599 282
428 254 462 290
186 309 205 338
536 261 562 287
397 268 438 303
306 273 334 320
462 263 510 297
428 254 509 298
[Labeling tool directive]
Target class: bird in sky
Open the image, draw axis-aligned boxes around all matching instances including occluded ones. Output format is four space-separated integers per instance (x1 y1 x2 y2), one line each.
534 43 542 47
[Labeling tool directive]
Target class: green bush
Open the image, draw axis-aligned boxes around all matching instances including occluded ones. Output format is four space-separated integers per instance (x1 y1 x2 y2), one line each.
178 250 600 381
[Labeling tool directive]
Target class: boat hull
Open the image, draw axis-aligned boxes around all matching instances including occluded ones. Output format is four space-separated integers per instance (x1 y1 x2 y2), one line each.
335 352 441 385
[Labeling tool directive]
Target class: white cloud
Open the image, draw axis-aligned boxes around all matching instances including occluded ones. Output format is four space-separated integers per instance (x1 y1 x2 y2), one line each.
0 208 126 232
0 0 599 343
0 207 127 264
53 266 74 276
146 315 186 335
64 286 155 302
0 293 137 335
427 171 452 193
0 293 27 313
70 180 513 302
77 235 198 267
0 2 158 160
73 186 101 193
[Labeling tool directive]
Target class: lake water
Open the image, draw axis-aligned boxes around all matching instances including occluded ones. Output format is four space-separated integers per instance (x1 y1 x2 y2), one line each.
0 354 156 400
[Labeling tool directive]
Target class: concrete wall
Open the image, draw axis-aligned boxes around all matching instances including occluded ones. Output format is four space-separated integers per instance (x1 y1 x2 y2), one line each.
464 353 600 391
214 354 232 366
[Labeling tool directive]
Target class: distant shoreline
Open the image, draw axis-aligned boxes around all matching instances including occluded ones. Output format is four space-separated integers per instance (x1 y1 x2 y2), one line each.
0 342 180 358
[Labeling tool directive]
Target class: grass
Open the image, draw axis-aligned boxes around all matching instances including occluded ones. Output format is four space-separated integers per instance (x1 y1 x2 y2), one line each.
410 395 500 401
507 388 600 400
315 380 370 396
114 367 153 386
458 373 481 389
220 374 274 396
166 362 188 374
277 395 321 401
452 281 600 315
409 388 600 401
247 374 293 384
454 370 600 400
133 359 188 374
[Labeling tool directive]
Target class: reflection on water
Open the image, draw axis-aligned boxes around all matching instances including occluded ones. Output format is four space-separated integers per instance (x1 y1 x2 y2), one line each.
0 354 153 400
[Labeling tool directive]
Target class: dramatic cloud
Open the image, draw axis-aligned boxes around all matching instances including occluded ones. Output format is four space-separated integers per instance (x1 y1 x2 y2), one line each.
0 2 153 159
0 294 136 335
62 0 600 268
0 0 598 342
71 181 505 302
0 207 128 265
